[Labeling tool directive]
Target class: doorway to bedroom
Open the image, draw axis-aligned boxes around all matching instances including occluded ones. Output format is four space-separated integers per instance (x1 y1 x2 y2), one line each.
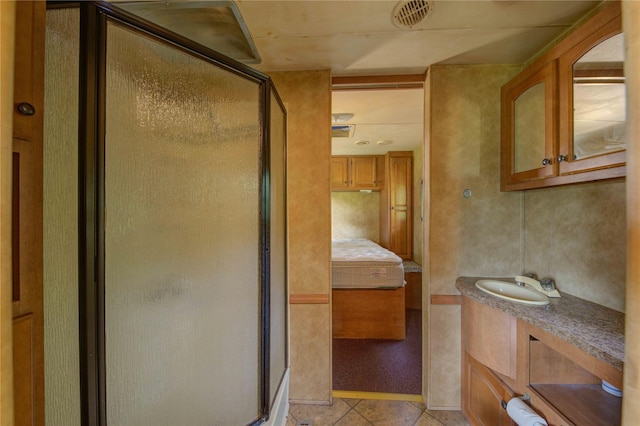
330 77 425 396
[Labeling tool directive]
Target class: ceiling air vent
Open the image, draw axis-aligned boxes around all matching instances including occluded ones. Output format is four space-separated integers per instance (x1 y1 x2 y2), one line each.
332 125 356 138
392 0 433 29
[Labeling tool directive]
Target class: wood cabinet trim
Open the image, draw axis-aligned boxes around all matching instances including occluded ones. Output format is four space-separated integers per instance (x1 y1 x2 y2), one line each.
430 294 461 305
289 294 329 304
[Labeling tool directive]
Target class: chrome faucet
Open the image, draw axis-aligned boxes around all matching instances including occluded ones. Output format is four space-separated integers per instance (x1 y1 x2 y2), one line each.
515 274 561 298
516 272 537 286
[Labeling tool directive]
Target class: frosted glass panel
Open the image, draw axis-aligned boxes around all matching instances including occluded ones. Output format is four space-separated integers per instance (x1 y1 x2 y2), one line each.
44 8 81 426
105 21 261 425
269 93 287 406
514 82 545 173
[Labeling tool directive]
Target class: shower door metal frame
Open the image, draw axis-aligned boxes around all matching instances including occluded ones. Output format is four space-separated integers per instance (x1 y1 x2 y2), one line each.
72 2 286 424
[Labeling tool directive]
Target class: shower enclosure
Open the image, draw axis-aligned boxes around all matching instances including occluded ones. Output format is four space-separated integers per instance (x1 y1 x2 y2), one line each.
44 3 287 425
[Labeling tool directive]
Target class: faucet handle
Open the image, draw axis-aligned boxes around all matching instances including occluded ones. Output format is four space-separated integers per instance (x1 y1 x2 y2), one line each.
540 278 556 291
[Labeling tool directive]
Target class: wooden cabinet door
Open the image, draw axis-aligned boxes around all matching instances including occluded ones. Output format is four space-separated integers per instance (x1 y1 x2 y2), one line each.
330 156 349 189
500 60 558 191
463 352 515 426
12 2 45 425
388 154 412 259
351 156 377 188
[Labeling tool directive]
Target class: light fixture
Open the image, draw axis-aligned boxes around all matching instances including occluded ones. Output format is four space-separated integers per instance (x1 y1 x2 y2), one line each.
354 140 370 146
332 113 354 123
377 140 393 146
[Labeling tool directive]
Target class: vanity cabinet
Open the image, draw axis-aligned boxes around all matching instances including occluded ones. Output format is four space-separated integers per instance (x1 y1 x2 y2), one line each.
330 155 384 191
501 1 625 191
458 278 624 426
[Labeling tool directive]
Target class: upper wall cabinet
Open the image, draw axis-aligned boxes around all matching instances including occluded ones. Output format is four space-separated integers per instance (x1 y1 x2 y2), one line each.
501 1 625 191
331 155 384 191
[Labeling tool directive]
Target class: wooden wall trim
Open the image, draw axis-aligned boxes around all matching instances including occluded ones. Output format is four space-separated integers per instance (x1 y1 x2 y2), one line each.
332 74 425 90
289 294 329 305
431 294 462 305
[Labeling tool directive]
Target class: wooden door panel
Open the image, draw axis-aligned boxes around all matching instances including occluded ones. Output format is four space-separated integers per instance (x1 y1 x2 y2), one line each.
12 2 45 425
13 314 34 426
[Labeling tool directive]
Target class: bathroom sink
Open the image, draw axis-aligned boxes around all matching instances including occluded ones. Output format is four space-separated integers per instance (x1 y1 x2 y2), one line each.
475 280 550 306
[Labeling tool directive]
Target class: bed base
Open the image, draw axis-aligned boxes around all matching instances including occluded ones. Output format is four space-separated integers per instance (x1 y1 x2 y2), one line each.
332 287 406 340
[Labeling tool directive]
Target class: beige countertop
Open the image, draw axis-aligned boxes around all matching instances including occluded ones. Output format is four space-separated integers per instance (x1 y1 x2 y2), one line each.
456 276 625 372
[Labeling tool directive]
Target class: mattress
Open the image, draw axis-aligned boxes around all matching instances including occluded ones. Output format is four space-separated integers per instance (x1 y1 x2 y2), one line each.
331 239 405 289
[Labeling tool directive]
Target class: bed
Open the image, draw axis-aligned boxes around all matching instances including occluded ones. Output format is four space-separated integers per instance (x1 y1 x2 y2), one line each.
331 239 406 340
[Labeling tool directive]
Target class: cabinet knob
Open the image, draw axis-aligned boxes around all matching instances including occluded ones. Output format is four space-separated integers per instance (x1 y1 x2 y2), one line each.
557 154 567 163
17 102 35 116
541 158 552 166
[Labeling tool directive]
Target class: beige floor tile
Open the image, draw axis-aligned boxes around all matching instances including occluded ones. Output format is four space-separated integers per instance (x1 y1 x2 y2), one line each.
352 400 423 426
342 398 362 408
334 409 372 426
424 410 469 426
288 399 352 426
285 414 298 426
413 412 444 426
408 400 427 411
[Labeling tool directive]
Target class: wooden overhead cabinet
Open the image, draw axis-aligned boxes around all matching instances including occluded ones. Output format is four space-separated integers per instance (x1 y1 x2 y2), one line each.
331 155 384 191
501 1 625 191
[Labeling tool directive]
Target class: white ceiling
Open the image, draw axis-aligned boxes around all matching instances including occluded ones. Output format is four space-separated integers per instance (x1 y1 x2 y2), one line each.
237 0 602 155
332 88 424 155
111 0 605 155
237 0 603 76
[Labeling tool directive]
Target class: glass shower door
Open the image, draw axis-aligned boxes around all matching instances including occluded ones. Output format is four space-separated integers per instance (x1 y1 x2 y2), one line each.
103 20 262 425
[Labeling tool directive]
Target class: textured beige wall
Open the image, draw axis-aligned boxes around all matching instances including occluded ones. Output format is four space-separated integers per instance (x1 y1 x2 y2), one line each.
331 192 380 242
427 61 629 410
427 64 521 408
622 1 640 424
269 71 332 403
413 145 424 264
43 9 81 425
524 180 626 311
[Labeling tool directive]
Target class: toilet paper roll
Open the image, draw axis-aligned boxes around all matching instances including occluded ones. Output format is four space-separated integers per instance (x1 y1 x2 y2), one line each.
506 397 548 426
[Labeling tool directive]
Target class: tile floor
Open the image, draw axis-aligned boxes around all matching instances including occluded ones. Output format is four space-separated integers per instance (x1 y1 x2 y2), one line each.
286 397 470 426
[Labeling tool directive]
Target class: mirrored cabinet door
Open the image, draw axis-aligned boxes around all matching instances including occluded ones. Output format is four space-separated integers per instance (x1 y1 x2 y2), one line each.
558 12 625 175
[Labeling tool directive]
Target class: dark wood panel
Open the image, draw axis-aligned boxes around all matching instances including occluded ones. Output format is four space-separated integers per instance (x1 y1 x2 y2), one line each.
531 384 621 426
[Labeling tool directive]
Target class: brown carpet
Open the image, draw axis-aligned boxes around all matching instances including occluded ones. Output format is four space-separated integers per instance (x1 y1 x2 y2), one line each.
332 309 422 394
